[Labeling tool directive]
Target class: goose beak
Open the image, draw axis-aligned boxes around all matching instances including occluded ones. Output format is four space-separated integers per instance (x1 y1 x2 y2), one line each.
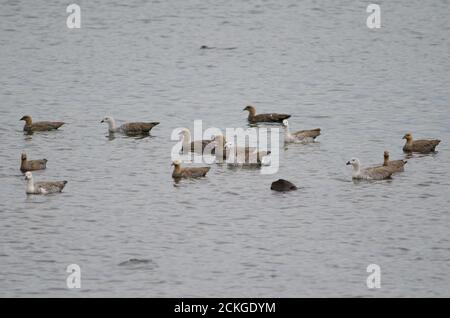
402 136 406 139
346 161 351 165
100 120 104 123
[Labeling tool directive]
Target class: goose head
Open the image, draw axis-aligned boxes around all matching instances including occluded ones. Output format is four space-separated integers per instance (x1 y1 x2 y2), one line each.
384 151 390 160
346 158 361 168
20 115 32 125
100 116 113 124
21 153 27 161
24 171 33 181
171 160 181 167
178 128 190 139
282 119 289 127
403 133 413 141
243 105 256 115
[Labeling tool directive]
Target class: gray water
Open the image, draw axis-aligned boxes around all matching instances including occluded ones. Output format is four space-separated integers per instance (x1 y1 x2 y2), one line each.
1 0 449 297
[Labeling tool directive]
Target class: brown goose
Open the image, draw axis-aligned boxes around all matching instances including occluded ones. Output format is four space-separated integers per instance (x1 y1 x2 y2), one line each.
346 158 394 180
402 133 440 153
282 120 321 143
20 115 64 132
20 153 47 173
243 105 291 124
271 179 297 192
179 129 215 154
383 151 407 172
101 116 159 135
24 172 67 194
171 160 210 178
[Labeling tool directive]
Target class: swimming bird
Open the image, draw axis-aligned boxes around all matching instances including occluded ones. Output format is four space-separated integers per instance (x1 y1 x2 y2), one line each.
383 151 407 172
402 133 440 154
282 120 321 143
20 153 47 173
20 115 64 132
243 105 291 124
346 158 394 180
171 160 210 179
24 171 67 194
101 116 159 135
225 142 271 166
271 179 297 192
179 128 215 154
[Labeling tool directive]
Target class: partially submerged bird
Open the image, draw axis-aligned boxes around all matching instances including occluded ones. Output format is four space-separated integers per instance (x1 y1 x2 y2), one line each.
20 115 64 133
346 158 394 180
243 105 291 124
20 153 47 173
282 119 321 143
171 160 210 179
383 151 407 173
271 179 297 192
402 133 440 154
101 116 159 135
179 128 215 154
24 171 67 194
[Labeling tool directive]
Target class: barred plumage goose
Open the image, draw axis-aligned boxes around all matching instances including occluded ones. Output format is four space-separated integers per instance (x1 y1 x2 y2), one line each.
101 116 159 135
24 172 67 194
282 119 321 143
346 158 393 180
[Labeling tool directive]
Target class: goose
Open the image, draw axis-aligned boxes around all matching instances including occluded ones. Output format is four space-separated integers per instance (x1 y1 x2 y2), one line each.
225 142 270 166
402 133 440 153
179 128 215 154
282 119 321 143
346 158 394 180
24 171 67 194
171 160 210 178
383 151 407 172
271 179 297 192
20 153 47 173
101 116 159 135
243 105 291 124
20 115 64 132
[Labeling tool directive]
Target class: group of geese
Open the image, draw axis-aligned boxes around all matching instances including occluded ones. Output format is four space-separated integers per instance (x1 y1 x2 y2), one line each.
18 105 441 194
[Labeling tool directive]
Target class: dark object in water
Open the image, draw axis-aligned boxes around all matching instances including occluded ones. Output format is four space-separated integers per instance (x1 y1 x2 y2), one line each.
271 179 297 192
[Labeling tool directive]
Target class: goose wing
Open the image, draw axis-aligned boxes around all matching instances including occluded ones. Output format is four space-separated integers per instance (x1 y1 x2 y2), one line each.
412 139 441 153
22 159 47 172
181 167 210 178
386 160 406 172
35 181 67 193
293 128 321 139
252 113 291 123
120 122 159 134
188 140 215 154
363 166 393 180
29 121 65 131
